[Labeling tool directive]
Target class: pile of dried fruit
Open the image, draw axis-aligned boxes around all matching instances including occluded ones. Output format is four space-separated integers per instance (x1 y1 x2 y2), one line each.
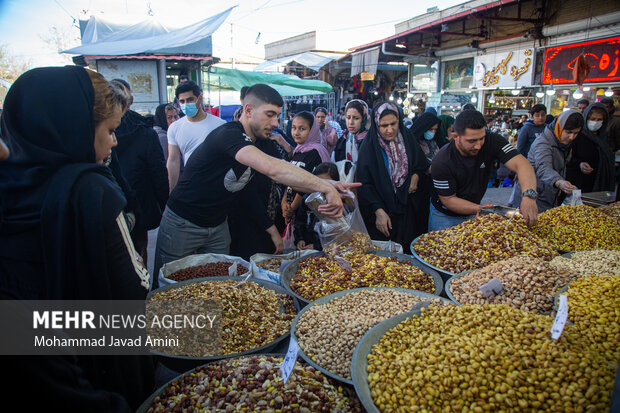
367 305 617 412
413 214 557 273
532 204 620 251
598 201 620 224
291 254 435 302
148 280 295 356
550 250 620 277
147 355 362 412
448 256 578 315
168 262 248 281
296 289 449 380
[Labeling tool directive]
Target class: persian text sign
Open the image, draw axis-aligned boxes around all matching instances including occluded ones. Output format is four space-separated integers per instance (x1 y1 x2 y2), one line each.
543 36 620 84
473 48 534 89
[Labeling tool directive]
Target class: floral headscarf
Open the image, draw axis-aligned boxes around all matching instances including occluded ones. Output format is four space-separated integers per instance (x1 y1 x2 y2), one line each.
374 102 409 190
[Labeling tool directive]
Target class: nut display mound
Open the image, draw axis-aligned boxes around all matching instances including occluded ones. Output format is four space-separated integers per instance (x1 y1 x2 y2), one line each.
532 204 620 251
146 355 362 412
148 280 296 356
449 256 578 315
257 257 284 273
598 201 620 224
168 262 248 281
412 214 558 273
291 254 435 302
295 289 449 381
366 305 617 412
561 275 620 355
551 250 620 277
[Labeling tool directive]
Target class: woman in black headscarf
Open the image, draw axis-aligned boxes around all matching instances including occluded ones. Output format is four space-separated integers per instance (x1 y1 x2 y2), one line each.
410 112 442 163
0 66 153 411
566 103 615 193
357 101 430 253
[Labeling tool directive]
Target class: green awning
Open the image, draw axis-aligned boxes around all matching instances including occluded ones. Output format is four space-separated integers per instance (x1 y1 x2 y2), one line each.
204 66 332 96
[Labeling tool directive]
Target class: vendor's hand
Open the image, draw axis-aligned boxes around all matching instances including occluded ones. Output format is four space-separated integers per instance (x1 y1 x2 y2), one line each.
375 208 392 237
331 181 362 198
519 197 538 227
475 203 494 217
579 162 594 174
409 173 419 193
556 179 576 194
317 185 344 217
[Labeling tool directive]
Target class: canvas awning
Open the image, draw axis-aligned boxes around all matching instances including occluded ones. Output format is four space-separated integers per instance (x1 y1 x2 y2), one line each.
206 67 332 96
62 7 233 56
350 46 380 76
253 52 345 73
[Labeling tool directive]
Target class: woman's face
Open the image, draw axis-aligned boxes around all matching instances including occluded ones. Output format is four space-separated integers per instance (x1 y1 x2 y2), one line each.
346 108 363 134
315 111 327 127
447 125 456 141
166 108 179 127
94 106 122 164
559 128 581 145
378 113 399 142
291 117 311 145
428 124 439 134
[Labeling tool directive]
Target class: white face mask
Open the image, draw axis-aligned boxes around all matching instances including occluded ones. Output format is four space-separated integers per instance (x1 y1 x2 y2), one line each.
587 120 603 132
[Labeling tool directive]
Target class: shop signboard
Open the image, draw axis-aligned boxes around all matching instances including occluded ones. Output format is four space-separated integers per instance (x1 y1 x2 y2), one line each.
542 36 620 84
442 58 473 90
472 48 534 89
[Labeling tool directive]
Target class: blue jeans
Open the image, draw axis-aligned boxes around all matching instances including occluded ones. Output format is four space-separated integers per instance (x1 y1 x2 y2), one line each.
153 207 231 289
428 203 474 232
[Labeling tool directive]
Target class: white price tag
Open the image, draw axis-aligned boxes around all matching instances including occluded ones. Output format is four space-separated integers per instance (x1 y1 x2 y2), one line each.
478 278 504 298
551 295 568 340
280 335 299 383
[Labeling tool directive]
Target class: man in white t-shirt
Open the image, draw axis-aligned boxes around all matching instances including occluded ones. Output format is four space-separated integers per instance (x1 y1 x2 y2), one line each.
167 80 226 191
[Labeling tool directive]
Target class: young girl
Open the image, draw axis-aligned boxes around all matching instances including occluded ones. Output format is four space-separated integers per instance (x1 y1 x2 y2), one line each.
281 111 330 224
295 162 340 250
333 99 369 163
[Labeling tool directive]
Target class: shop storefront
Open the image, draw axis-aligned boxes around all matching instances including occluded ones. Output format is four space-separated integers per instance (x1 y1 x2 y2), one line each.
405 62 439 117
472 46 537 118
541 35 620 115
436 57 477 116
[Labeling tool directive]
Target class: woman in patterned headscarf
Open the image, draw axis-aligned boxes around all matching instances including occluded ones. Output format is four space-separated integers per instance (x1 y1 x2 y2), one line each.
356 101 430 253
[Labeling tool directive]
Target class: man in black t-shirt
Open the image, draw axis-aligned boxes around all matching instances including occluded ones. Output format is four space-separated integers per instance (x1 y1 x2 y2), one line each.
429 110 538 231
153 84 349 285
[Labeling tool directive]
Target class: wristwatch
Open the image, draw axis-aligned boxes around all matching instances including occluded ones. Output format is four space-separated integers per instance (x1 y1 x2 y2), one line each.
522 189 538 200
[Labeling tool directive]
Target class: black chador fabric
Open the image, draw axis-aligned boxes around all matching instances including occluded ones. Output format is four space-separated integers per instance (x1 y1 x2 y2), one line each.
356 101 430 253
0 66 153 411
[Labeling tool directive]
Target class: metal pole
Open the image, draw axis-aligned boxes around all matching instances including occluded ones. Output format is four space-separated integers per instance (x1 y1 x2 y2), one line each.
218 76 221 109
207 67 211 107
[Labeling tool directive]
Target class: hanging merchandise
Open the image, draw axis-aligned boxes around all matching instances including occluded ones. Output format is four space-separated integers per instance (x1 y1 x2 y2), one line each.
572 52 590 86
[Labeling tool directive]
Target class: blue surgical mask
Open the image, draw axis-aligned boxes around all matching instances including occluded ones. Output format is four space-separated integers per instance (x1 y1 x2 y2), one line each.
181 102 198 118
424 130 435 140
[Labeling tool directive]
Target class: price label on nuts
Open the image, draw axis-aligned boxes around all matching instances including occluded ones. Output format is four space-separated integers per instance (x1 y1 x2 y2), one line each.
478 278 504 297
280 335 299 383
551 294 568 340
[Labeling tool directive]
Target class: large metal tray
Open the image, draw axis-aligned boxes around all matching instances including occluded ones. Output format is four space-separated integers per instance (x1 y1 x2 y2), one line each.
147 276 299 372
281 250 444 308
351 310 423 413
290 287 451 385
410 234 459 282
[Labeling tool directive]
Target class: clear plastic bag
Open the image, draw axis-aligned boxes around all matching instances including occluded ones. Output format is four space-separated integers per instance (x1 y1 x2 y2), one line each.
281 223 296 253
312 194 372 259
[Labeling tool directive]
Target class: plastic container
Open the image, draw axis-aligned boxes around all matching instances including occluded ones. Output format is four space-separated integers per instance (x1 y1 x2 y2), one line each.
281 250 444 307
290 287 452 385
147 277 299 372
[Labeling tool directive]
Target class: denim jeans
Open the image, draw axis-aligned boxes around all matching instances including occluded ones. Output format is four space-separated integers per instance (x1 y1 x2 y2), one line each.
428 203 474 232
153 207 231 289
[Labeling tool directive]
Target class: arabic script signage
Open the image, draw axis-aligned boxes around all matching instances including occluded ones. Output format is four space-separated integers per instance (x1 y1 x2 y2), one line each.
542 36 620 84
473 48 534 89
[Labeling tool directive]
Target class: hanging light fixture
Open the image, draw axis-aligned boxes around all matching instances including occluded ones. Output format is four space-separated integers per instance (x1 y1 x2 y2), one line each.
605 87 614 97
546 87 556 96
397 97 403 104
489 92 496 104
536 88 545 98
471 95 478 103
373 91 379 96
511 83 520 96
573 88 583 99
583 86 591 92
389 95 394 101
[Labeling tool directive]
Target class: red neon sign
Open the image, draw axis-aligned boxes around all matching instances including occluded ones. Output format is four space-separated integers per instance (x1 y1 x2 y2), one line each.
543 36 620 84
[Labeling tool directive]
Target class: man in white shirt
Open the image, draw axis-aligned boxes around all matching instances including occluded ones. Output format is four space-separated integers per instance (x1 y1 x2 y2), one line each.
167 80 226 191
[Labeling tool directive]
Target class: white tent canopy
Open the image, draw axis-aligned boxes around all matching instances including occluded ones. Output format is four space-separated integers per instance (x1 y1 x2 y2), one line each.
253 51 344 73
62 7 233 56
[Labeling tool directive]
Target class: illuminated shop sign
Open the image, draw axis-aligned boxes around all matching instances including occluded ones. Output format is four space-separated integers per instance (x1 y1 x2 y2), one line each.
542 36 620 84
473 48 534 89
